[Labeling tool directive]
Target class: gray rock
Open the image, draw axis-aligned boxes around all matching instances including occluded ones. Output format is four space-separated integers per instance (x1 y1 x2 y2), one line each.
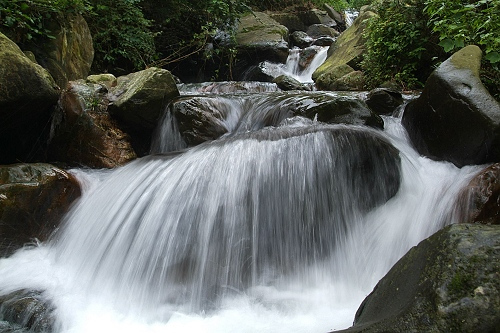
366 88 404 115
338 223 500 333
290 31 314 48
273 75 311 91
402 45 500 167
108 67 179 154
234 12 289 64
306 24 340 39
299 9 337 27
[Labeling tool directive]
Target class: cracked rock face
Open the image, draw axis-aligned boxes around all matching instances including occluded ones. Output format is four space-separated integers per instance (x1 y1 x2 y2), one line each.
402 45 500 167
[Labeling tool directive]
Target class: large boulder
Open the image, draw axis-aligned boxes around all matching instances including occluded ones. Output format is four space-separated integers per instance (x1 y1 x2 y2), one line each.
25 13 94 88
108 67 180 155
0 164 81 256
170 92 383 146
454 163 500 225
338 223 500 333
299 9 337 27
233 12 289 78
48 80 137 168
312 8 377 80
0 33 60 164
402 45 500 167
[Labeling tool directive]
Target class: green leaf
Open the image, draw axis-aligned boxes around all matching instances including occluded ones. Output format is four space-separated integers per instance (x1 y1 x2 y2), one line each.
485 52 500 64
439 38 455 52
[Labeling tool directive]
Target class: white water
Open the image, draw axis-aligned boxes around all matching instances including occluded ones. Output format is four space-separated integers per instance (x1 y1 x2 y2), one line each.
0 106 481 333
253 46 329 84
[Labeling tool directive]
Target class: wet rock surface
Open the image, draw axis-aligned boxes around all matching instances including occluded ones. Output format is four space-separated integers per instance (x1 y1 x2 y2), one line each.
0 164 81 256
48 80 137 168
402 45 500 167
338 223 500 333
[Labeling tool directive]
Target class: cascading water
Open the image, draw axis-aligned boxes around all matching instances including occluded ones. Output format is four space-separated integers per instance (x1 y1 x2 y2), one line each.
0 91 482 333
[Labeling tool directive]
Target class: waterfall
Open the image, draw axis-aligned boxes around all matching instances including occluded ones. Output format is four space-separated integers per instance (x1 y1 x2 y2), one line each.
0 94 482 333
249 46 328 84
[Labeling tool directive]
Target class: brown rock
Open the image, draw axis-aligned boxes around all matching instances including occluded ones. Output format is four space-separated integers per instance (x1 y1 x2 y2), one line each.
48 80 137 168
0 163 81 256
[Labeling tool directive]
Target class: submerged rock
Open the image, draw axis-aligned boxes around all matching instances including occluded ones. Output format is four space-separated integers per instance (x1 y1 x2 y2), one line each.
0 33 60 164
0 290 55 333
168 92 383 146
338 223 500 333
402 45 500 167
0 164 81 256
63 124 401 311
48 80 137 168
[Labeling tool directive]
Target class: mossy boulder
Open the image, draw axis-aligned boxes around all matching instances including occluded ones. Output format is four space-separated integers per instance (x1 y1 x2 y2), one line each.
0 33 60 164
402 45 500 167
233 11 289 73
273 75 311 91
48 80 137 168
24 13 94 88
108 67 179 155
339 224 500 333
315 64 355 90
0 164 81 256
312 9 377 80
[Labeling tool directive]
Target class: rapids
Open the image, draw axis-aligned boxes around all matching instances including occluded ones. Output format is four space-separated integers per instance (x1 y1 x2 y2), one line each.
0 108 481 332
0 43 483 333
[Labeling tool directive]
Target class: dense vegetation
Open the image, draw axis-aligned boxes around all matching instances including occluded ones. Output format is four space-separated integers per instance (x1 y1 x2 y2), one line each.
362 0 499 98
0 0 498 97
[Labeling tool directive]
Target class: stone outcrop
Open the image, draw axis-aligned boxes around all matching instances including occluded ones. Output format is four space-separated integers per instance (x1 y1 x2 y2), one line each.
338 223 500 333
0 33 60 164
402 45 500 167
25 13 94 88
108 67 180 155
313 8 376 81
0 164 81 256
48 80 137 168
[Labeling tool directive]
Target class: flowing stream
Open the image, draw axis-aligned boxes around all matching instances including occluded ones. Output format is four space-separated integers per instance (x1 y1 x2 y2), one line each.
0 99 481 332
0 48 483 333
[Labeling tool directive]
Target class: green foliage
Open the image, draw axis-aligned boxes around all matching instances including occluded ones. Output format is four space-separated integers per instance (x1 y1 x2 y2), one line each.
251 0 349 11
86 0 157 74
362 0 435 89
424 0 500 100
425 0 499 63
346 0 373 9
0 0 89 43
